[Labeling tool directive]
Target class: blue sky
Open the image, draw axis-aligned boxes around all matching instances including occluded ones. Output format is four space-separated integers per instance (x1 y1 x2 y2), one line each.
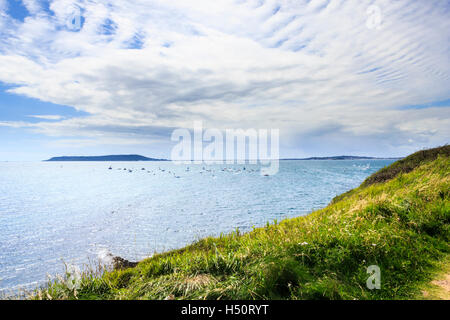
0 0 449 160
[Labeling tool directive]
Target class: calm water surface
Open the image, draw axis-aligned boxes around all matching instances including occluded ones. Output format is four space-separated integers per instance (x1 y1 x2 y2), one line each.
0 159 395 293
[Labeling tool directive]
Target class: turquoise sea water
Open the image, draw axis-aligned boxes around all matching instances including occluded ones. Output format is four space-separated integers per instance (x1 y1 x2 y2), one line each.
0 159 395 293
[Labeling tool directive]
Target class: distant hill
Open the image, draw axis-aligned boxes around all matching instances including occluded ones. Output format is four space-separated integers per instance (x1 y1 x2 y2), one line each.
45 155 167 162
282 156 401 160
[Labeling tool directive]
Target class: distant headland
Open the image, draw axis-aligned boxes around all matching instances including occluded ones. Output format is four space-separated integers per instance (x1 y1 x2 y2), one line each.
44 155 168 162
282 156 402 160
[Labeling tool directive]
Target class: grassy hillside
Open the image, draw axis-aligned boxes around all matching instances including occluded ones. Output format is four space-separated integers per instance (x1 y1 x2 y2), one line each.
35 146 449 300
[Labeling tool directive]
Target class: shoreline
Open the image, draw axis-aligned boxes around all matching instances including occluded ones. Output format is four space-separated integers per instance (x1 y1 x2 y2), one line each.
30 146 449 300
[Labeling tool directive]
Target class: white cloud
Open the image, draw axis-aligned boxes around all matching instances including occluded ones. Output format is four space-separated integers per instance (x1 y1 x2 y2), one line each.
0 0 449 156
27 114 65 120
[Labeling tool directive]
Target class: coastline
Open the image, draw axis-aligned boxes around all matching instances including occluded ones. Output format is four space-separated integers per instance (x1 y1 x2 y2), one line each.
32 146 449 300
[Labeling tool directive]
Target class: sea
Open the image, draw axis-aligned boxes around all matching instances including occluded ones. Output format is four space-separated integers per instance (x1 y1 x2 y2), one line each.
0 159 395 294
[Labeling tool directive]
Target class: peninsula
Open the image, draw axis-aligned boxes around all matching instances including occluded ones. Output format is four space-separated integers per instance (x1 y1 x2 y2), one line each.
282 156 401 160
45 155 167 162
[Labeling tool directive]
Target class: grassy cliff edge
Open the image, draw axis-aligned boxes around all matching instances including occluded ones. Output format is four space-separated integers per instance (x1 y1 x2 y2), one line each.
36 146 450 300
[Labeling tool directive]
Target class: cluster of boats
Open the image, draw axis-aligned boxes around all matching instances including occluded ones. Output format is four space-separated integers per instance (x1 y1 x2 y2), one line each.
107 165 260 178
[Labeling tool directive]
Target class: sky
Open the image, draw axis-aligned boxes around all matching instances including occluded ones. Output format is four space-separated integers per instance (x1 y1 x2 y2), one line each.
0 0 449 161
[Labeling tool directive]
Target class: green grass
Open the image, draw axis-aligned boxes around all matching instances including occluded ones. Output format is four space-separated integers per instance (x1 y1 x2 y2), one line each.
34 148 450 300
331 145 450 204
414 255 450 300
362 145 449 187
